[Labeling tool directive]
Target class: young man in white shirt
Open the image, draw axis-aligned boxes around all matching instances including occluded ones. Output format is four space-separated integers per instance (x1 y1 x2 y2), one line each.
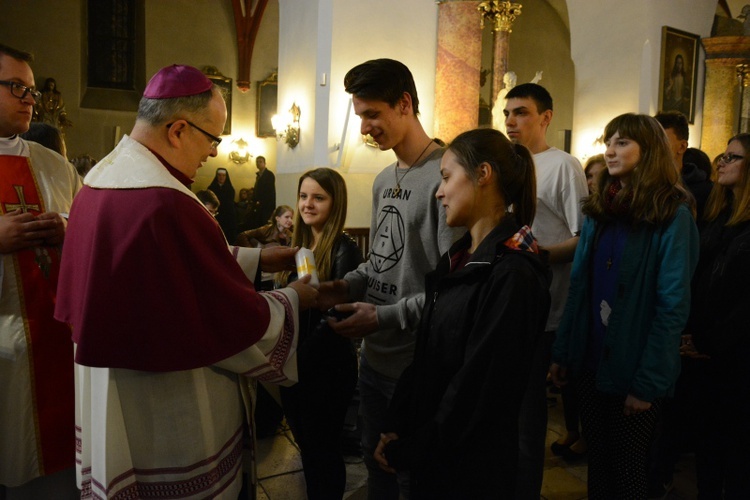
504 82 588 499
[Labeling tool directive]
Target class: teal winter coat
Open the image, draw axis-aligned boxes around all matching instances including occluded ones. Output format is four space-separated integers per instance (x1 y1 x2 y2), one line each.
552 204 699 402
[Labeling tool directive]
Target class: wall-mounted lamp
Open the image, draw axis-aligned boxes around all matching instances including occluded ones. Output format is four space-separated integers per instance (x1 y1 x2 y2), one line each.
271 102 301 148
228 137 251 164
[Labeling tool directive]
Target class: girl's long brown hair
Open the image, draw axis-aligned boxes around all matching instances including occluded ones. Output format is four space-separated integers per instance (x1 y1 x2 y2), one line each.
583 113 694 224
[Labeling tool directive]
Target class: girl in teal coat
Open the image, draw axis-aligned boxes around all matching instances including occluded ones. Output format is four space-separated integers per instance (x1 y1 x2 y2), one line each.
550 113 698 499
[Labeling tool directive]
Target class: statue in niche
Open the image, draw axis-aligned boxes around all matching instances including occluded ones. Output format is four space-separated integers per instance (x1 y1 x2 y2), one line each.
492 70 543 132
33 78 73 134
740 5 750 35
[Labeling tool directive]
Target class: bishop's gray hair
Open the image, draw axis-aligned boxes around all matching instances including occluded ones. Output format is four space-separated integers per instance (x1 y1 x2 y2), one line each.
137 85 223 125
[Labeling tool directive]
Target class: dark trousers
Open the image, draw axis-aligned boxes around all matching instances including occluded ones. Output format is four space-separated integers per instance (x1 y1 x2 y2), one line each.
280 334 357 500
694 364 750 499
561 377 582 433
648 356 703 487
515 330 554 499
578 371 662 499
358 357 411 500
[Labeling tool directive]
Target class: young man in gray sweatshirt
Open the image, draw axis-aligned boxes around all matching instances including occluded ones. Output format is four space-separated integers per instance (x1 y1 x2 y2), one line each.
328 58 460 499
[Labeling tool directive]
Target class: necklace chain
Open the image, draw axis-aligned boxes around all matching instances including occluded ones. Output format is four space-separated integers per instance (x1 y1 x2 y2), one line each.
394 139 434 195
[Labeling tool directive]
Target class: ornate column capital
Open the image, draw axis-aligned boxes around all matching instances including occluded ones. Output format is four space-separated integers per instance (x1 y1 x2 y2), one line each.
478 0 522 33
738 63 750 87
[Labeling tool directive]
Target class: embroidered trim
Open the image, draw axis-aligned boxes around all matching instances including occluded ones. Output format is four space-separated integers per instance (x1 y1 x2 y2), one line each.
80 425 243 499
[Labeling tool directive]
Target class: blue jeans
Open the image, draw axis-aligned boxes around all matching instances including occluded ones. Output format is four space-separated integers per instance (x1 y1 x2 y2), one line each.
359 355 410 499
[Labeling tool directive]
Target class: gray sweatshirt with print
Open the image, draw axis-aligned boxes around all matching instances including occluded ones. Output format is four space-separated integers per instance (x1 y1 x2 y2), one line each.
345 147 462 379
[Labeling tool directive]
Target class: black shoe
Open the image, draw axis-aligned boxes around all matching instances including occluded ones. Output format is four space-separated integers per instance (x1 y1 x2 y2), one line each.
550 441 571 456
561 445 587 462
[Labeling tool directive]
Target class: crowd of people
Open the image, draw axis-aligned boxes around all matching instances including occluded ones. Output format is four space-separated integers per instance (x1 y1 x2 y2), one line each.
2 42 749 500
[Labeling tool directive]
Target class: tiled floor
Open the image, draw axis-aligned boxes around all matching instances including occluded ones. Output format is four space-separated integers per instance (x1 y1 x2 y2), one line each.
254 422 367 500
255 386 698 499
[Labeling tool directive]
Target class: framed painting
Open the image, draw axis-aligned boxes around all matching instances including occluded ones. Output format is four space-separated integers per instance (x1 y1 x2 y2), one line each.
658 26 700 123
203 66 232 135
257 72 278 138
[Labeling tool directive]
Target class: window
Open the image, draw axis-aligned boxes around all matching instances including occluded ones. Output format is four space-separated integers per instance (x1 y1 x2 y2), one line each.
82 0 144 111
88 0 136 90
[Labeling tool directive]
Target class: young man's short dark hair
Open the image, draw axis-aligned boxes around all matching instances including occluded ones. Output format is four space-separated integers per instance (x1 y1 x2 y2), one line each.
344 58 420 115
0 43 34 63
505 83 553 113
684 147 711 178
196 189 220 208
654 110 689 141
21 122 66 156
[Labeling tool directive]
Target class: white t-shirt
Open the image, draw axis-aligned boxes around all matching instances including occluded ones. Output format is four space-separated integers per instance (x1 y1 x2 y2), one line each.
532 147 587 331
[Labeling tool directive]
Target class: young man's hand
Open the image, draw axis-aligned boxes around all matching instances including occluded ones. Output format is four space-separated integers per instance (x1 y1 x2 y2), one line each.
326 302 379 338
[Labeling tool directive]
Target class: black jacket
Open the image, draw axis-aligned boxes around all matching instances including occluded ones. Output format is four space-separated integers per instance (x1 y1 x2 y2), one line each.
296 233 362 350
682 162 713 220
384 218 551 499
207 180 237 243
689 209 750 401
251 168 276 227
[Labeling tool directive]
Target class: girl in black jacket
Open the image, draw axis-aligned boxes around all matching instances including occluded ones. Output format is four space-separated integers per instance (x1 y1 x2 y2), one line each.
277 168 362 499
688 133 750 497
375 128 551 498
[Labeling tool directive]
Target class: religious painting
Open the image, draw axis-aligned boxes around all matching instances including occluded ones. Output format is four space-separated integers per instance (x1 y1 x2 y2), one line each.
257 72 278 138
203 66 232 135
658 27 700 123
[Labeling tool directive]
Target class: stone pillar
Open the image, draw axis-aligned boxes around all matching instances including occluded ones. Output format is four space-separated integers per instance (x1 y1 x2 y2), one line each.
738 64 750 133
435 0 483 143
700 36 750 158
492 30 510 104
480 1 522 105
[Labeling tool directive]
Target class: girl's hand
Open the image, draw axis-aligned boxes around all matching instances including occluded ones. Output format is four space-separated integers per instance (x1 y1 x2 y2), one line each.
374 432 399 473
549 363 568 388
623 394 651 416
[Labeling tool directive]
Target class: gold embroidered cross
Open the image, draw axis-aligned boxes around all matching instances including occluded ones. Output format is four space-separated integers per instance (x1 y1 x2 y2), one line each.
4 185 40 213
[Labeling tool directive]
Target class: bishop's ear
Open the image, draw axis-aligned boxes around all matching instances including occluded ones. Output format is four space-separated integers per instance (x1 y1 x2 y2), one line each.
166 120 188 146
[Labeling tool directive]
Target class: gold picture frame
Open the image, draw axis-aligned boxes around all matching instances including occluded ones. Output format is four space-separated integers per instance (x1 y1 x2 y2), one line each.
203 66 232 135
257 72 278 138
658 27 700 123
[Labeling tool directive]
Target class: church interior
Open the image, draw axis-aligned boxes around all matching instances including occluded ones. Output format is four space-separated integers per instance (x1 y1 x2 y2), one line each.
4 0 748 228
3 0 750 498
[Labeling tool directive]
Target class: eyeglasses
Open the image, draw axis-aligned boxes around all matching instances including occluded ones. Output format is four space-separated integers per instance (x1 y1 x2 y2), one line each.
0 80 42 101
719 153 745 164
167 120 222 149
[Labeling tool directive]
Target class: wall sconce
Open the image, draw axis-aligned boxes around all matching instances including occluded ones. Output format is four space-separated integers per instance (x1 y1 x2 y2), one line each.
228 137 251 164
271 102 301 148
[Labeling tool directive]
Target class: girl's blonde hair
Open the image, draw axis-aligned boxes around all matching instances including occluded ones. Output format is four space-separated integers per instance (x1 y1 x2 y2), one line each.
583 113 694 224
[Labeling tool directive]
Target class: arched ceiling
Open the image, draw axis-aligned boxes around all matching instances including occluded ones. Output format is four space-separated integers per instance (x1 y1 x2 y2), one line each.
546 0 570 34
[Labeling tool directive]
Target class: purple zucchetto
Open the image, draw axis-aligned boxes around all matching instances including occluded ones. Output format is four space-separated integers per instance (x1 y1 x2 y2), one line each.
143 64 213 99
